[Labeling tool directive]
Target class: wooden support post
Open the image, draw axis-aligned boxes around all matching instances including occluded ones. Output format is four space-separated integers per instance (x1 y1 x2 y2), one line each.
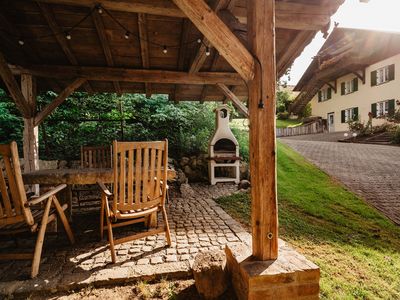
21 74 39 194
248 0 278 260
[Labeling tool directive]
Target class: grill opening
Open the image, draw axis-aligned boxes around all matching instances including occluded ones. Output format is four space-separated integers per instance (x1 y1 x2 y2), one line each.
214 138 236 153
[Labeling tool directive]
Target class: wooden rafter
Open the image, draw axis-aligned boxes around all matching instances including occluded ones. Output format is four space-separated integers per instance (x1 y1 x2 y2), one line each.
35 0 336 30
37 2 94 94
216 83 248 117
138 13 151 98
325 80 337 93
351 69 366 84
34 78 86 126
11 65 245 86
92 9 121 94
172 0 255 82
0 52 30 117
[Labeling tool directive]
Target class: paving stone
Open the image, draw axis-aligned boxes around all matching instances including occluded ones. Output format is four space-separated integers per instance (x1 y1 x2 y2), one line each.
150 257 163 264
137 258 150 265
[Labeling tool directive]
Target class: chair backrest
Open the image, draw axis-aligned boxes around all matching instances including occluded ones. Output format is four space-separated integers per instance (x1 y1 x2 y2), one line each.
81 145 112 168
112 140 168 213
0 142 34 227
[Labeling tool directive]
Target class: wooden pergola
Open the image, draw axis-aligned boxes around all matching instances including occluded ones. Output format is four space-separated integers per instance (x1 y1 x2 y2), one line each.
0 0 343 262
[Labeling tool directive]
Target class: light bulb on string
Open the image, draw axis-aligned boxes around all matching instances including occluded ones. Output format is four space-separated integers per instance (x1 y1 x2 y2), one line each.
96 4 103 14
205 46 211 56
197 38 202 44
163 45 168 54
18 39 24 46
65 32 71 40
124 31 130 39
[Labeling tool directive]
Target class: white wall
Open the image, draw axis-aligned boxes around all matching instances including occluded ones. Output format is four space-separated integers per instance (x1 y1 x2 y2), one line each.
311 53 400 132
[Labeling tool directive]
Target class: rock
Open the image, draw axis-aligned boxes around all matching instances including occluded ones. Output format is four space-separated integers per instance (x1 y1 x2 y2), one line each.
240 161 249 180
180 157 190 167
58 160 68 169
193 251 228 299
176 169 188 185
180 183 196 198
238 179 251 190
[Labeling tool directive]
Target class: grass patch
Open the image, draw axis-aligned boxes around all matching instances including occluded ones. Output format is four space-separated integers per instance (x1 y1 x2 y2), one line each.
216 141 400 299
276 118 303 128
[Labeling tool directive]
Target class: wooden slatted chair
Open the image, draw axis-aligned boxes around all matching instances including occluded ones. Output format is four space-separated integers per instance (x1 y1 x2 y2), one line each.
0 141 74 278
98 140 171 263
76 145 112 206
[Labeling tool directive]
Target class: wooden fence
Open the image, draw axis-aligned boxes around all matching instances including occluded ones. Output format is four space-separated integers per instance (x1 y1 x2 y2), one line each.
276 121 325 137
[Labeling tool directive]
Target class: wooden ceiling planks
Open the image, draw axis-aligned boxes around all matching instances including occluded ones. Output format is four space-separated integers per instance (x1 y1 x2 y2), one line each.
0 0 344 100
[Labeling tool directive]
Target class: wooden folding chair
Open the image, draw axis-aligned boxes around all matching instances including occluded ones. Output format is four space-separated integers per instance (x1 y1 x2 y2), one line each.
76 145 112 206
98 140 171 263
0 141 74 278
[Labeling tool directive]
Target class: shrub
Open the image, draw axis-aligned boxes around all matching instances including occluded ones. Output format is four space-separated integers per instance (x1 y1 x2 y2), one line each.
347 119 365 133
391 126 400 144
277 111 289 120
232 127 249 162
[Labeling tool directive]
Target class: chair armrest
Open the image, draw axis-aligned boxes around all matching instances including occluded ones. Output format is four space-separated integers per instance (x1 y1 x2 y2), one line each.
97 181 112 197
26 184 67 207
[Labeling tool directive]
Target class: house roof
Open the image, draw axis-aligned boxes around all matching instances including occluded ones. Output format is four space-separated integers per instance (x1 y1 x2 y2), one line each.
291 27 400 114
0 0 344 102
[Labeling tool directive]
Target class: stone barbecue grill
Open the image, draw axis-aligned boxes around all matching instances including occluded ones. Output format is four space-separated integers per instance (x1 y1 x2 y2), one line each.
208 105 240 185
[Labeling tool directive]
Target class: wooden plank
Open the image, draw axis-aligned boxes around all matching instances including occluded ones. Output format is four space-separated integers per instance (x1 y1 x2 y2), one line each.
138 13 151 98
37 2 94 94
172 0 255 81
0 52 30 117
216 83 248 117
248 0 278 260
12 65 245 86
34 78 86 126
92 9 121 94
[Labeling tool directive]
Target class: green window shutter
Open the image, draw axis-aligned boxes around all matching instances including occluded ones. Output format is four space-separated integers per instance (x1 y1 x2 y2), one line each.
371 103 377 118
388 99 395 116
327 87 332 99
389 64 395 81
371 71 377 86
353 107 359 121
318 91 322 102
341 82 345 95
341 110 346 123
353 78 358 92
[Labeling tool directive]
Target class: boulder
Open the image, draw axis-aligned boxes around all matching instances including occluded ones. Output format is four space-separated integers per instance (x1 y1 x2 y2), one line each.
193 251 228 299
180 157 190 167
238 179 251 190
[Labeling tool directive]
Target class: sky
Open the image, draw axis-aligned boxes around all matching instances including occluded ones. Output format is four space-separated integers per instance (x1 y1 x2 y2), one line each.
282 0 400 86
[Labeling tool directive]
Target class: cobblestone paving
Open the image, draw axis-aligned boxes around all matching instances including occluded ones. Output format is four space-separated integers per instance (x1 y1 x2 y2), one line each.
281 137 400 224
0 183 250 296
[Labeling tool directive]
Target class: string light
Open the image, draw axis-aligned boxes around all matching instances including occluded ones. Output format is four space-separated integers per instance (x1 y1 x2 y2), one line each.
163 45 168 54
18 39 24 46
197 38 202 44
65 32 71 40
205 46 211 56
124 31 130 39
96 4 103 14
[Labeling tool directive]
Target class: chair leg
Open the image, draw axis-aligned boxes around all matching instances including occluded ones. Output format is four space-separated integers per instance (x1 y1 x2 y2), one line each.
31 197 52 278
100 197 105 240
53 196 75 244
161 206 171 246
106 216 117 263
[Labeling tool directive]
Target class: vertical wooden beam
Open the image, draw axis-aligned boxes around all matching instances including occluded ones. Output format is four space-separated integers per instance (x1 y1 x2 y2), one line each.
21 73 39 191
138 13 152 98
248 0 278 260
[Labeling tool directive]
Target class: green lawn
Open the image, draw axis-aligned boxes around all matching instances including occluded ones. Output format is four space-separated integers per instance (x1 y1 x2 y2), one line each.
216 142 400 299
276 118 303 128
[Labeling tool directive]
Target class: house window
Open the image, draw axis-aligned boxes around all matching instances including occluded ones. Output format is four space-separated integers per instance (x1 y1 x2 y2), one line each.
371 64 395 86
371 99 395 118
341 78 358 95
341 107 358 123
318 87 332 102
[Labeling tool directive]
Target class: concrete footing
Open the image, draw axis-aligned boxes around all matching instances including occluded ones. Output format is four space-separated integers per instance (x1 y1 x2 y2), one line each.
225 241 320 300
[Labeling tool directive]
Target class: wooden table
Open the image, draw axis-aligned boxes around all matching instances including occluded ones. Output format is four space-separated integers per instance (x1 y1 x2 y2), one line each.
23 168 176 221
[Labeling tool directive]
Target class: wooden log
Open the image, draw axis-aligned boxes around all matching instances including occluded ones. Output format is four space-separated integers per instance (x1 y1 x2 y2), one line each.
11 65 245 86
34 78 86 126
248 0 278 260
138 13 151 98
172 0 255 82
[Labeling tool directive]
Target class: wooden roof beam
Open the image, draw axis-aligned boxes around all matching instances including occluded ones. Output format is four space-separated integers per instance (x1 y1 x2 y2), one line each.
11 65 245 86
0 52 31 117
216 83 248 117
34 78 86 126
35 0 337 30
37 2 94 94
138 13 151 98
172 0 255 82
92 9 121 95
